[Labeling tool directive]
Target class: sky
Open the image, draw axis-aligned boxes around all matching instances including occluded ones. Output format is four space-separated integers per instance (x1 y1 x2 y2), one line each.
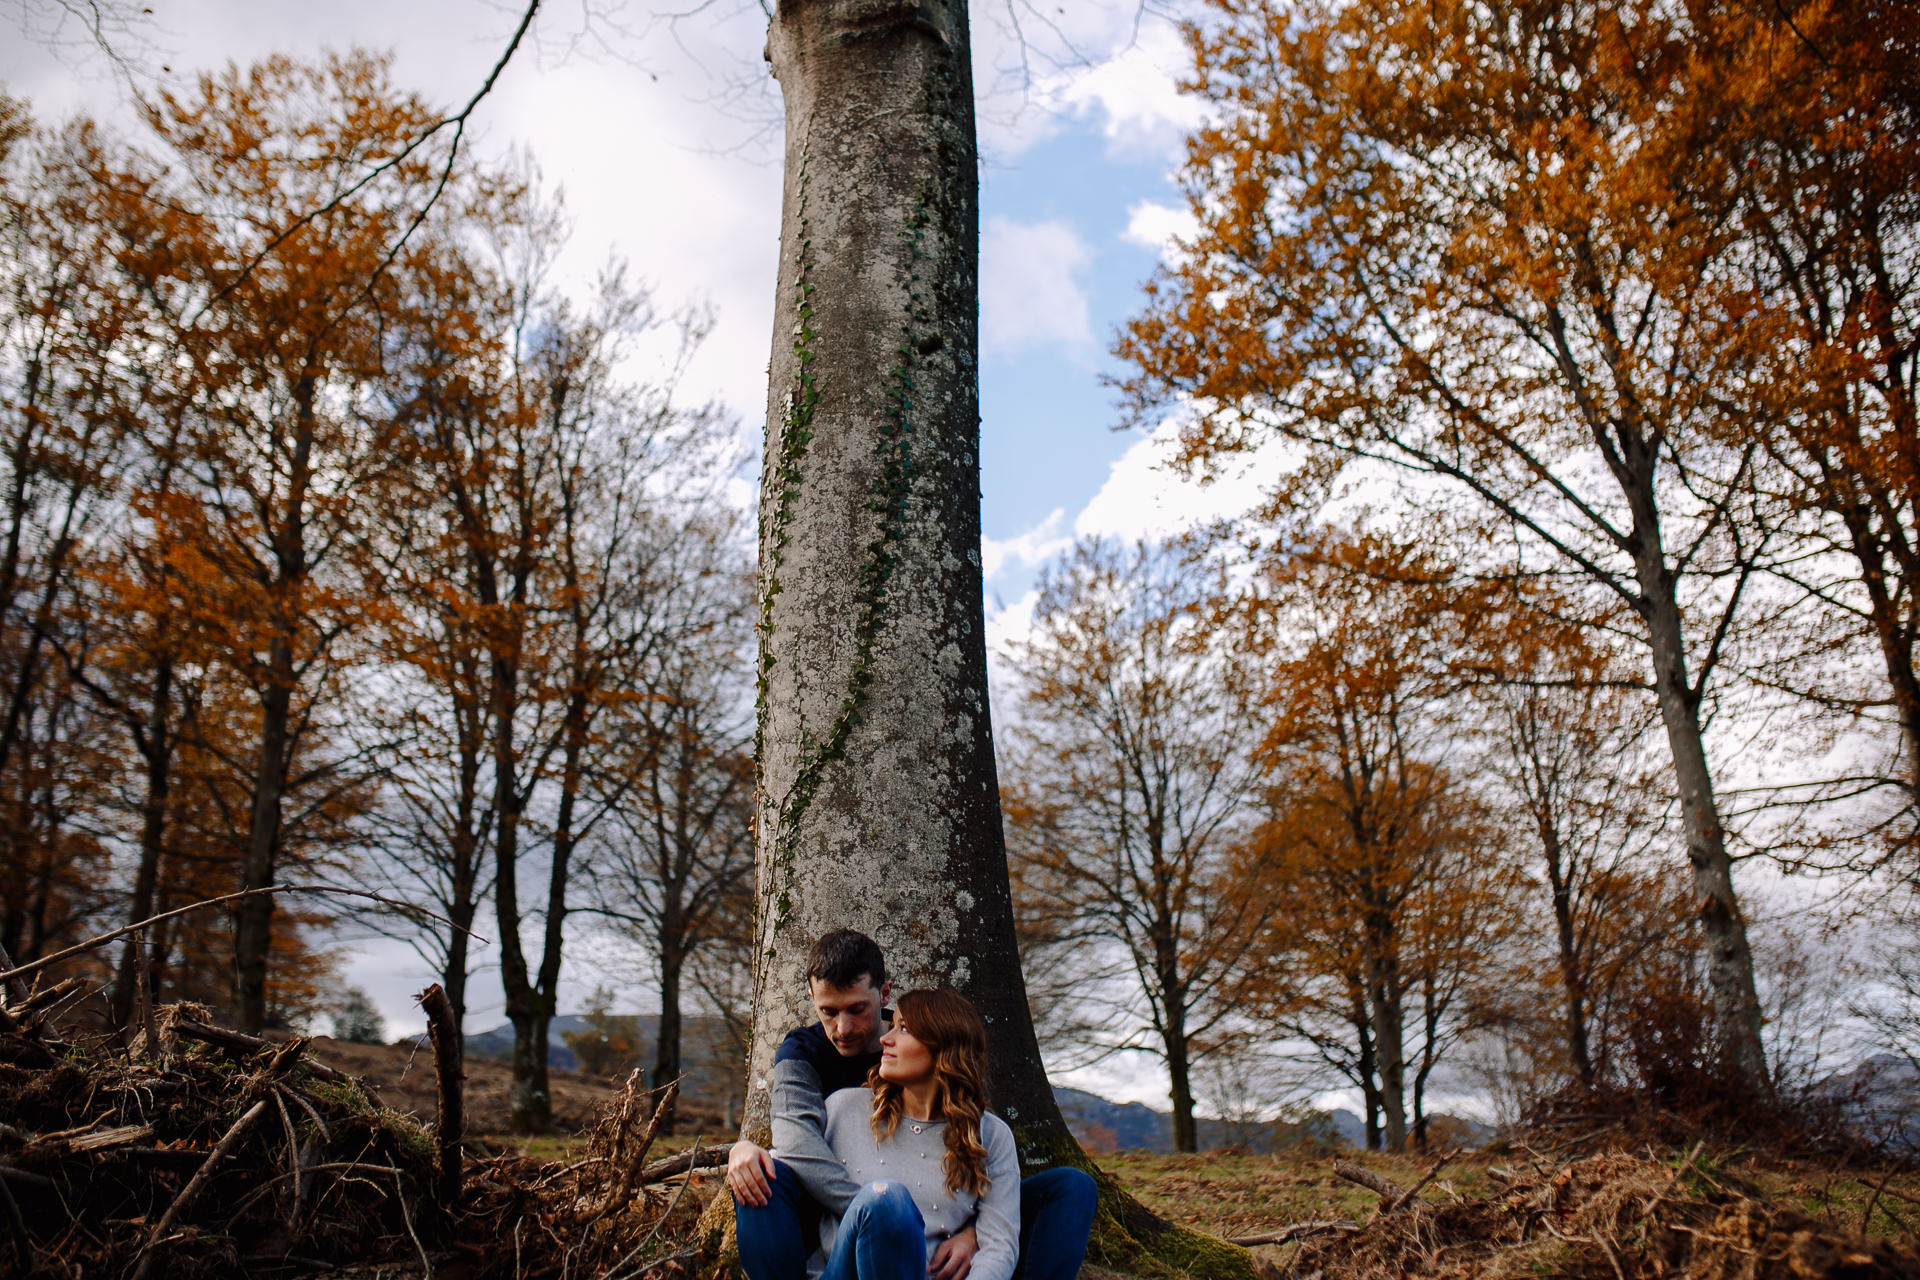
1 0 1281 1109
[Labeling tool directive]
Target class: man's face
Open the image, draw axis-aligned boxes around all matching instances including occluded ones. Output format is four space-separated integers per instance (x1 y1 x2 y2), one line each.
808 974 892 1056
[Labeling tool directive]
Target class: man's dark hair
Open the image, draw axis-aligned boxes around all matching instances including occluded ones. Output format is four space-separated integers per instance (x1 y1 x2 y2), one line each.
807 929 886 990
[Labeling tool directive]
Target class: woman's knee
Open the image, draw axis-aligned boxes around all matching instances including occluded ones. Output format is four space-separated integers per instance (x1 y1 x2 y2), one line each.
847 1180 922 1230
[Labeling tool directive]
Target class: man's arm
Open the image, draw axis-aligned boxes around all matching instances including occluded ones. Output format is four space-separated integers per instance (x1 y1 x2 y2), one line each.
768 1058 862 1215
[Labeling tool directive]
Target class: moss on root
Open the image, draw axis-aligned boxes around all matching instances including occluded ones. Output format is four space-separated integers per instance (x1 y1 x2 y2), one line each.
1083 1161 1256 1280
694 1187 742 1280
688 1159 1253 1280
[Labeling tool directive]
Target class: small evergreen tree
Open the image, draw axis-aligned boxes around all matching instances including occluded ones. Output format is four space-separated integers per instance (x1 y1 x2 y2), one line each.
330 988 387 1045
561 985 644 1078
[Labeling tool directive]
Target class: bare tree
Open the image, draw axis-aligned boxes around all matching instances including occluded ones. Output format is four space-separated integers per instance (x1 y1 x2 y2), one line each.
1002 537 1266 1152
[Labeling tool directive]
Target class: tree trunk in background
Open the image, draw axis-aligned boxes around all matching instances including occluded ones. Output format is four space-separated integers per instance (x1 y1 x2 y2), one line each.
1158 952 1197 1154
233 375 316 1034
1538 803 1596 1092
1350 991 1381 1151
655 913 684 1135
111 656 173 1028
1635 546 1768 1089
1364 912 1408 1153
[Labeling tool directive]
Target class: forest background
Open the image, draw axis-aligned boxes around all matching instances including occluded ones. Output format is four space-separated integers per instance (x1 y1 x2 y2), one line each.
1 0 1916 1153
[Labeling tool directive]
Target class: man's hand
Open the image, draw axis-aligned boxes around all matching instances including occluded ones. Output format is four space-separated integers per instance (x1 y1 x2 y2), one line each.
726 1139 777 1207
928 1224 978 1280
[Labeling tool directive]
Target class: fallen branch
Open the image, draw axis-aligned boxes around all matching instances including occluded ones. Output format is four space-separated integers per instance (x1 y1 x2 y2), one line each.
170 1020 373 1096
1386 1147 1462 1214
1870 1180 1920 1210
130 1098 270 1280
1333 1159 1405 1204
636 1143 732 1185
0 886 482 989
23 1123 153 1156
0 940 27 1002
1227 1219 1362 1247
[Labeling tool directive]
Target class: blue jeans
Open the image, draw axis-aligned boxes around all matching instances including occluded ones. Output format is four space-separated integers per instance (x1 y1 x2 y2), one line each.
735 1159 822 1280
1014 1167 1097 1280
820 1181 927 1280
734 1160 1099 1280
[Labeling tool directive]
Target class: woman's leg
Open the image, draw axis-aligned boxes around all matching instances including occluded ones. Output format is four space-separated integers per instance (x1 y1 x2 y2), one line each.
819 1181 926 1280
1013 1167 1097 1280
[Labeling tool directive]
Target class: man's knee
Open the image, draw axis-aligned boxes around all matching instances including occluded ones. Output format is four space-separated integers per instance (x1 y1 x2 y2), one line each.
735 1159 809 1213
1023 1166 1097 1217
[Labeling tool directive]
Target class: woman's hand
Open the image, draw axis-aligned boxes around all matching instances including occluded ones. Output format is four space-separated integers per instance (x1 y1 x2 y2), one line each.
928 1224 979 1280
726 1139 778 1206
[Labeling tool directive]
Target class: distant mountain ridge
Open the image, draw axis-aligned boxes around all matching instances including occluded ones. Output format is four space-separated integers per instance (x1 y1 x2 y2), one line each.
462 1016 1492 1152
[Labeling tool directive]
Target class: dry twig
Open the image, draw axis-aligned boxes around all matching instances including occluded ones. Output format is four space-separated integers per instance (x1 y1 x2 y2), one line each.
1228 1220 1362 1247
1333 1159 1405 1204
129 1098 270 1280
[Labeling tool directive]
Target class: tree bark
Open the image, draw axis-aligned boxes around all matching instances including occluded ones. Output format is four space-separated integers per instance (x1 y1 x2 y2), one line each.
111 656 173 1029
655 914 684 1135
1635 552 1768 1088
1350 990 1382 1151
1364 925 1408 1153
233 374 316 1034
741 11 1252 1273
1161 976 1196 1154
748 0 1067 1165
1536 800 1595 1091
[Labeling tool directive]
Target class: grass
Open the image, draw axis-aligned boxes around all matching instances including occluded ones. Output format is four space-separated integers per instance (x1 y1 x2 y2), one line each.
1091 1145 1920 1246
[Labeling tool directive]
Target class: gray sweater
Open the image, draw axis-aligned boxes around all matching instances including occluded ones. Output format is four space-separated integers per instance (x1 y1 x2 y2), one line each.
812 1087 1020 1280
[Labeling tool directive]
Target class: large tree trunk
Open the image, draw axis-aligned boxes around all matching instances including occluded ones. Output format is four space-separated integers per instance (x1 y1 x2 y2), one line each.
746 0 1060 1150
739 9 1249 1272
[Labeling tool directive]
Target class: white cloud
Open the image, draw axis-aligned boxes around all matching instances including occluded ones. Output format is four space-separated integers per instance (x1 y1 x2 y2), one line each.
980 507 1072 582
1053 23 1205 160
1122 199 1198 261
1073 417 1280 542
980 217 1094 357
969 7 1206 161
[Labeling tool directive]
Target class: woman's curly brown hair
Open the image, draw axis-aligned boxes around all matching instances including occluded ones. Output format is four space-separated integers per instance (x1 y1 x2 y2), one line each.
868 989 992 1197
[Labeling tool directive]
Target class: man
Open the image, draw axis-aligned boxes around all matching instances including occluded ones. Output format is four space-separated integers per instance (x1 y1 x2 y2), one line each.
728 929 1095 1280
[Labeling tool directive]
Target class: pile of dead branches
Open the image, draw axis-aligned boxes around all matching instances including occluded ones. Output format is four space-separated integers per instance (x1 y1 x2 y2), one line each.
452 1074 733 1280
1246 1147 1920 1280
0 983 729 1279
1 999 439 1279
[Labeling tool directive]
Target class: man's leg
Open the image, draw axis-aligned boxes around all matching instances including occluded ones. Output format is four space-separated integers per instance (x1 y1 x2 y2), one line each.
735 1159 824 1280
819 1181 926 1280
1014 1167 1098 1280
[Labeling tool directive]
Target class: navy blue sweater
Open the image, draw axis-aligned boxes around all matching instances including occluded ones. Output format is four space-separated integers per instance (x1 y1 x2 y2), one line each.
773 1020 883 1096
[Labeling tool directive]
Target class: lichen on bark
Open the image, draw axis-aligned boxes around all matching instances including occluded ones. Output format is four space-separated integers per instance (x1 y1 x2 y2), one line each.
729 3 1251 1277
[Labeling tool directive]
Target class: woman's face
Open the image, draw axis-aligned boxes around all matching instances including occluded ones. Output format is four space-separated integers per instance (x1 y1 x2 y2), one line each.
879 1014 935 1086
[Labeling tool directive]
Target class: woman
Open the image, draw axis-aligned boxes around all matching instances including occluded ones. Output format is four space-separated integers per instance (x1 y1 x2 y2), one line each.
812 989 1021 1280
